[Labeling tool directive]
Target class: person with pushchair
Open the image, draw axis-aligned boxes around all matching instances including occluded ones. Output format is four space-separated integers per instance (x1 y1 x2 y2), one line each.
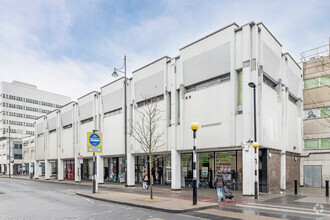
214 170 225 201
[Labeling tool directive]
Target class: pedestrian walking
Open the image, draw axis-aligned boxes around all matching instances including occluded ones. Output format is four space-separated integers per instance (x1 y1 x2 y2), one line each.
142 171 149 190
214 170 225 201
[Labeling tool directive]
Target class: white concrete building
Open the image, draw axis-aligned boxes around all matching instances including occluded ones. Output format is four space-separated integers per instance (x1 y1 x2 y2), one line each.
0 80 71 175
33 22 303 195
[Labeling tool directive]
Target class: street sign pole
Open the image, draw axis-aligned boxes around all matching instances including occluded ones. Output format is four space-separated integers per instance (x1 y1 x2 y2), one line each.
88 130 102 194
93 152 96 193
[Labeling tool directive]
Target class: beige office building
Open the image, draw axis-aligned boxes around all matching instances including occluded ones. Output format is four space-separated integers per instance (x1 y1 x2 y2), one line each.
301 41 330 187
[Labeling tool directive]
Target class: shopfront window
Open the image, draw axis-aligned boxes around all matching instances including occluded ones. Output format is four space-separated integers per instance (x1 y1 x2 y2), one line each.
164 155 171 185
109 158 118 182
104 158 109 181
198 153 214 188
135 156 146 183
135 155 170 185
181 153 193 187
64 160 75 180
215 151 242 190
118 157 126 183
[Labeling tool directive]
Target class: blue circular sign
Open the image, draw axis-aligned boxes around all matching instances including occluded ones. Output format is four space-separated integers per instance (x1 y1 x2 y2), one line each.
89 133 101 146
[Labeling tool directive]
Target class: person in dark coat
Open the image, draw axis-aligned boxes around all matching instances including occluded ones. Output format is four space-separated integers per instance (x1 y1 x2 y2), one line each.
214 170 225 201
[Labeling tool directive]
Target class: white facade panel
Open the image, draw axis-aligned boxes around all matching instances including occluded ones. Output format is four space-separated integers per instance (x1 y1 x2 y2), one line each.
135 71 164 102
102 114 124 155
182 42 230 86
182 82 232 150
47 132 57 160
36 135 45 161
61 128 74 159
79 121 94 157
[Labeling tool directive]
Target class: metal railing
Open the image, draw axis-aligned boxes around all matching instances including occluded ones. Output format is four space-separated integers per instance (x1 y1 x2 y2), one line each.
301 44 330 63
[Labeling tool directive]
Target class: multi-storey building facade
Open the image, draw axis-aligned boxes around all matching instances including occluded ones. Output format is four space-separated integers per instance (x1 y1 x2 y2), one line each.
33 22 302 195
0 81 71 175
301 42 330 187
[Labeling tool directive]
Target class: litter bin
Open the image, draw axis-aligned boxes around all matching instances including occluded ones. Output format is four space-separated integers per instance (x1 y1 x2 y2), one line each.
30 173 33 179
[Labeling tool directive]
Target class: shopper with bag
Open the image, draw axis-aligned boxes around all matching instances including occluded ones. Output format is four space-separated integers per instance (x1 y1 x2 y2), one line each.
214 170 225 201
142 171 149 190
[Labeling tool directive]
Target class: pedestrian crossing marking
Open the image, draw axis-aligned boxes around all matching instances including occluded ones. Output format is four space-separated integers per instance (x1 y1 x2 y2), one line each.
237 204 330 217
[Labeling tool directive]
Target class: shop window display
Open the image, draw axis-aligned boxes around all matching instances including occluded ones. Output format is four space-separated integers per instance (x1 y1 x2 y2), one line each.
181 154 193 187
198 153 214 188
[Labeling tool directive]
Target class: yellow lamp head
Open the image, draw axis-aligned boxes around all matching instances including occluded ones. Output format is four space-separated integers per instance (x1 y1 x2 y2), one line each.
191 122 199 131
252 142 259 148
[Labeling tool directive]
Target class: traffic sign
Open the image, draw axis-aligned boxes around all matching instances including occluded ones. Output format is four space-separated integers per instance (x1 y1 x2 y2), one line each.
87 132 102 153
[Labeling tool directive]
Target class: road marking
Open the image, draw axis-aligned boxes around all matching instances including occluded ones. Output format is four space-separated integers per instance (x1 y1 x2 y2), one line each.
245 203 330 214
198 209 280 220
86 198 94 203
237 204 330 217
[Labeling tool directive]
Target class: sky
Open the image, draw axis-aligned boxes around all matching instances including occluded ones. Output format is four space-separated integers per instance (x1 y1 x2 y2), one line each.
0 0 329 100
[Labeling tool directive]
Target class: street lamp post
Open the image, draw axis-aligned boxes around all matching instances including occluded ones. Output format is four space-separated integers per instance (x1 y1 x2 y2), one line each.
191 122 199 205
112 55 128 186
248 82 259 199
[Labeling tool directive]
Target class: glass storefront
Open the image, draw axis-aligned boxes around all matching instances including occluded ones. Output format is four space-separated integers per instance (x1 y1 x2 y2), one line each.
135 155 171 185
104 157 125 183
51 161 57 177
64 160 75 180
199 153 214 188
181 150 242 190
81 159 90 180
215 151 242 190
181 153 193 187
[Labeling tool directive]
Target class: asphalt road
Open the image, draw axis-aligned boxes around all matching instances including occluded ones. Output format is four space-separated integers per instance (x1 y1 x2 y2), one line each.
0 178 202 220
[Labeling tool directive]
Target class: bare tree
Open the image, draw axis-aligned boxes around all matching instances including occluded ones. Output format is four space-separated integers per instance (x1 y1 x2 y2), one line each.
130 98 165 199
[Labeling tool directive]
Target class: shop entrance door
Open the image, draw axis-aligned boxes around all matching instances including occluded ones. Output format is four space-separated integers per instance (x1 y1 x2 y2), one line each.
109 158 118 182
81 159 89 180
259 149 268 192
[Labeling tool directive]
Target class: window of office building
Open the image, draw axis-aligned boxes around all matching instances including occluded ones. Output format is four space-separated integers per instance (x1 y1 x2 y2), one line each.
321 139 330 148
304 139 330 149
304 76 330 89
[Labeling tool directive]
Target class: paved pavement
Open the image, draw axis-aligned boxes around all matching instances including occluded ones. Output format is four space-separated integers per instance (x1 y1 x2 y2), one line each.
1 176 330 219
77 191 218 213
0 178 200 219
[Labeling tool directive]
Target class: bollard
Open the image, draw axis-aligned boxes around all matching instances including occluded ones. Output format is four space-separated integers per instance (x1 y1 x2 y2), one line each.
326 180 329 198
294 180 298 195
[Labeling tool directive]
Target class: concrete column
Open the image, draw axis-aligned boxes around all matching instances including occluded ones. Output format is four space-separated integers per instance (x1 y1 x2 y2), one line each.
38 162 42 177
97 155 104 184
29 163 33 175
74 157 81 182
126 153 135 186
45 159 51 180
1 164 4 174
9 163 13 176
242 143 255 196
280 151 286 190
34 161 39 179
58 159 64 181
171 149 181 190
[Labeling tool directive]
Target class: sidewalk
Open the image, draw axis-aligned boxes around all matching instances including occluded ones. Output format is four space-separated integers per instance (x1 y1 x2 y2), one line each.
77 191 218 213
3 175 329 207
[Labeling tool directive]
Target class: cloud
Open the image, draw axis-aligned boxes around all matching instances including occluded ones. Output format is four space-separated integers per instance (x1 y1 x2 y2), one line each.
0 0 329 101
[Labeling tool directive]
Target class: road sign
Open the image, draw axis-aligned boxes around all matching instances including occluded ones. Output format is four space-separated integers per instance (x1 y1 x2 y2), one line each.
87 132 102 153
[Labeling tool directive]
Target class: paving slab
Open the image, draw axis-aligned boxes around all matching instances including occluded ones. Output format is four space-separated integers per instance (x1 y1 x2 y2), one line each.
76 191 218 213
